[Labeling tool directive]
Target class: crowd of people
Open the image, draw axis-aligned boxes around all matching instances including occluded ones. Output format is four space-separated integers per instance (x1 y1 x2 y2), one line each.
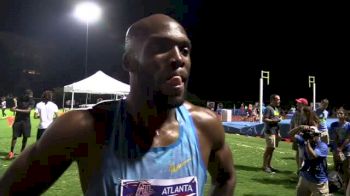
2 89 59 159
0 13 349 196
262 94 350 195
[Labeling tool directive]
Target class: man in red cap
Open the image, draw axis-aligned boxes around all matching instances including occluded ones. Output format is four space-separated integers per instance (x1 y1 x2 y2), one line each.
290 98 309 172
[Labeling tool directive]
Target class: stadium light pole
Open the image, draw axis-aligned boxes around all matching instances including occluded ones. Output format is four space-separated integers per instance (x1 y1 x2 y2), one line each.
309 76 316 110
73 2 102 107
259 70 270 123
74 1 102 77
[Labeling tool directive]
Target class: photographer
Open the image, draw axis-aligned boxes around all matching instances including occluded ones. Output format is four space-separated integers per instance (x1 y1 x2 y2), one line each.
289 106 321 173
295 126 329 195
289 106 329 195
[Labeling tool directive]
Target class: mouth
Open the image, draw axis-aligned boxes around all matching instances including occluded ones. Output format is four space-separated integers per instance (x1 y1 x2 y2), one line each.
166 73 187 85
161 74 186 95
166 76 183 87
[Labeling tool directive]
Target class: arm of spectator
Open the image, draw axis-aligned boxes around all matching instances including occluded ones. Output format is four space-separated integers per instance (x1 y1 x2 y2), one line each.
339 126 350 152
306 140 328 160
289 125 305 137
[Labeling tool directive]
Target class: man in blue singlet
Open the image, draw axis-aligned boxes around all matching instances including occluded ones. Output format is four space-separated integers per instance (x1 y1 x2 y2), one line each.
0 14 236 195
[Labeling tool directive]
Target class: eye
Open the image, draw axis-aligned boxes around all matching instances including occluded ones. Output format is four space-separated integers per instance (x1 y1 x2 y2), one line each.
180 47 190 57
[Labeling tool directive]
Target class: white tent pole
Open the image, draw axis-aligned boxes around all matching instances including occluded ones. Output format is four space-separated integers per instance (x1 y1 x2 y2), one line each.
62 92 66 112
71 92 75 110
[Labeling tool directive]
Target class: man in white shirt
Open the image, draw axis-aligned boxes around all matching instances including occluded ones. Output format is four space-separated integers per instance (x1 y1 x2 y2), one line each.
34 90 59 140
1 96 6 117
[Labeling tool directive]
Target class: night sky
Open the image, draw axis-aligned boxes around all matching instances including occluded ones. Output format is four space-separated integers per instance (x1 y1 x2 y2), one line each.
0 1 349 109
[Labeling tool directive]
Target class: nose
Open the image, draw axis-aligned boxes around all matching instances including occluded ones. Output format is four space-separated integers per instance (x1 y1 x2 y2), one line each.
169 46 185 69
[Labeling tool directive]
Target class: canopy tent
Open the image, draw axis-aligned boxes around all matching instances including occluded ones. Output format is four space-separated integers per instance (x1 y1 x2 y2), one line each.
63 70 130 109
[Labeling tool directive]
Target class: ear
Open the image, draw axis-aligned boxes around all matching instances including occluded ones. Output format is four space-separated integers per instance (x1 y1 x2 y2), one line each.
122 52 138 72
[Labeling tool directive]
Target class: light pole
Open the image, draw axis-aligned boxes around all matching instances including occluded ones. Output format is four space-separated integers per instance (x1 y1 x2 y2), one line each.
259 70 270 123
74 1 101 77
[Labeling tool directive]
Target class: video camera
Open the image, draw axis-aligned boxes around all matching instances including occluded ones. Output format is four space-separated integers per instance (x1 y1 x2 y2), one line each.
301 126 321 140
302 131 316 140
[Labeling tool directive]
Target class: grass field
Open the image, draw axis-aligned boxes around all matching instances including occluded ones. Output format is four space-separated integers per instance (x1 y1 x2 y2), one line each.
0 110 342 195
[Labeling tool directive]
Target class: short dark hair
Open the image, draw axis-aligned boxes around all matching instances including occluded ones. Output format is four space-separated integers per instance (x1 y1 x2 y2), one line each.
321 99 329 105
42 90 53 101
24 89 33 97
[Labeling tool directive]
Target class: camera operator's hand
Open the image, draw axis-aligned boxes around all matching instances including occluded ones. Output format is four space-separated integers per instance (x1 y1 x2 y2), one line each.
300 125 311 131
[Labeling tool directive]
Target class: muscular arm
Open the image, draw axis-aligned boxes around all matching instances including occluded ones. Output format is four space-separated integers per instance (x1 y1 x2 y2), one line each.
208 143 236 195
0 110 94 195
187 103 236 195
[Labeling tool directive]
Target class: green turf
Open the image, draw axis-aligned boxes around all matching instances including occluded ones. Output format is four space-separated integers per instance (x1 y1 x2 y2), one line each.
0 110 343 195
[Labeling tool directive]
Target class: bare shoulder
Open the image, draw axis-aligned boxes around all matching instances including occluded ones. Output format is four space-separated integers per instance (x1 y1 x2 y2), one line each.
183 101 219 125
36 109 95 155
183 101 225 150
38 101 119 152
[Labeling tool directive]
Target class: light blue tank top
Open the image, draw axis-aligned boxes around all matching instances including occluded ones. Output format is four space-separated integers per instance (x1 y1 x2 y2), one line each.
86 100 207 195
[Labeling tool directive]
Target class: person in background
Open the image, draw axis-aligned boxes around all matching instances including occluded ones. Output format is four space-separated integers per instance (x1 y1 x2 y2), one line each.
34 90 59 141
1 96 6 117
316 99 329 145
329 107 350 193
262 94 281 173
290 98 309 171
8 89 35 159
96 97 104 103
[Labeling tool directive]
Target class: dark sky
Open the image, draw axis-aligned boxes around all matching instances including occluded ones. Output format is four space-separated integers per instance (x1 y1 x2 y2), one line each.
0 0 349 109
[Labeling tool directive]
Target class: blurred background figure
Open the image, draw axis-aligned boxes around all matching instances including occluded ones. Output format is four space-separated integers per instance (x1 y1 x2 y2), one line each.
316 99 329 144
96 97 103 103
329 108 350 193
8 89 35 159
290 98 309 172
1 96 6 117
34 90 59 141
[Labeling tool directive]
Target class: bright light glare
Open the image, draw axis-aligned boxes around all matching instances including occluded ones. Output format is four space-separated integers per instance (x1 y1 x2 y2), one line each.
74 2 101 23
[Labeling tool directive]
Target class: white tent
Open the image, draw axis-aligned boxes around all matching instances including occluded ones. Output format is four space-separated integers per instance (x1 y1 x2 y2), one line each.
63 70 130 109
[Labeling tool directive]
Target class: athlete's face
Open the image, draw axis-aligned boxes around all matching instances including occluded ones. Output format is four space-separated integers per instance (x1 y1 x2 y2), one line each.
137 21 191 108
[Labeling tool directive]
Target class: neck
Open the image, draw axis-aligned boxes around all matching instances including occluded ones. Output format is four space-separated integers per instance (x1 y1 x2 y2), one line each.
126 92 177 130
339 119 346 124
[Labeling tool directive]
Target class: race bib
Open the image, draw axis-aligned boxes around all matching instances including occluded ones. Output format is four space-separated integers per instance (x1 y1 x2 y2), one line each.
120 176 198 196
